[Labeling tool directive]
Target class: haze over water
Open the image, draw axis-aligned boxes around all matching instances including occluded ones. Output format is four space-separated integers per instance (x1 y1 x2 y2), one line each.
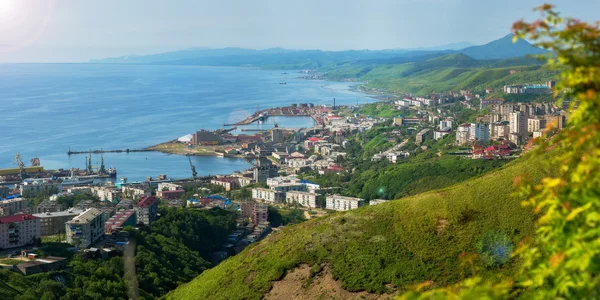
0 64 375 181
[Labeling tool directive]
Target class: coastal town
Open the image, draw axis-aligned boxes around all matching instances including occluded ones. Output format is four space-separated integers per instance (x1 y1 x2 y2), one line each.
0 78 566 275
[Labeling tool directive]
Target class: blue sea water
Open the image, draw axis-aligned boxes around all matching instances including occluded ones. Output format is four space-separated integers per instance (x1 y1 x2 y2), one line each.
0 64 375 181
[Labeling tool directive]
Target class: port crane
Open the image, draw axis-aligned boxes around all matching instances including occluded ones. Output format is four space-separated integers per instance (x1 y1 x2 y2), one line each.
187 155 197 180
14 153 26 180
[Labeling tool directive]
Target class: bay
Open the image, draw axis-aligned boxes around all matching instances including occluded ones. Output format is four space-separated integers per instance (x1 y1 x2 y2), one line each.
0 64 375 181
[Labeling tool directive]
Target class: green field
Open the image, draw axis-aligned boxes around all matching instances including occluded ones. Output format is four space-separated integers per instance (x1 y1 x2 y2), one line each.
167 150 551 299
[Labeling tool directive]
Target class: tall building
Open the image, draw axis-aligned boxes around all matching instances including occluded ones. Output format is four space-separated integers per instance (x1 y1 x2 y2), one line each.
253 203 268 225
0 214 41 249
527 118 547 132
253 158 279 183
456 124 471 146
135 196 158 226
36 200 64 214
65 208 104 248
33 209 84 236
510 112 527 144
471 123 490 143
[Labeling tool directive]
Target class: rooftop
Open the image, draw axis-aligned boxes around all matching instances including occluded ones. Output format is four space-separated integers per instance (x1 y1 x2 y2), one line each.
0 214 39 224
136 196 158 207
32 209 85 218
66 208 103 224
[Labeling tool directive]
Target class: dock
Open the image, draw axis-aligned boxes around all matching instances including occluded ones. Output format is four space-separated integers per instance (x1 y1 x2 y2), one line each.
67 148 153 155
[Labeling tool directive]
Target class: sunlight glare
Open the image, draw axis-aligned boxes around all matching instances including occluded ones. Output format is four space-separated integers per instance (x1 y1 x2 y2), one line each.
0 0 14 18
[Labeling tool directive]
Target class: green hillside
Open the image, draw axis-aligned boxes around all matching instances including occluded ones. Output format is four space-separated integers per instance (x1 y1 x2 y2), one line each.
167 152 550 299
324 53 556 96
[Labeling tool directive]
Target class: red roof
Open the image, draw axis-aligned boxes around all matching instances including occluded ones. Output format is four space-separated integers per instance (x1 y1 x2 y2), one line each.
0 214 39 224
307 137 323 142
136 196 158 207
473 150 484 155
327 166 345 171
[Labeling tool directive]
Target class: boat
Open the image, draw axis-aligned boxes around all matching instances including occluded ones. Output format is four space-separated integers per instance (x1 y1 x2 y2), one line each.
60 169 94 185
108 167 117 177
61 177 94 185
279 82 287 85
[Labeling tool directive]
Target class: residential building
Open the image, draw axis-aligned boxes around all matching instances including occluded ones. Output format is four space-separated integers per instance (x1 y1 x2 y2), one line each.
288 158 308 168
0 198 31 216
0 214 41 249
157 182 183 192
36 200 63 214
434 128 452 140
480 98 504 109
439 120 454 130
286 191 317 208
253 164 279 183
121 185 148 200
253 203 269 225
65 208 104 248
415 129 430 146
0 186 9 199
272 183 306 193
156 189 185 200
211 177 240 191
490 122 511 140
393 117 423 126
33 209 84 236
252 188 283 203
545 114 567 129
271 128 284 143
92 186 121 203
456 124 471 146
20 182 60 198
527 118 547 132
471 123 490 143
104 209 137 233
510 111 527 144
325 195 365 211
135 196 158 226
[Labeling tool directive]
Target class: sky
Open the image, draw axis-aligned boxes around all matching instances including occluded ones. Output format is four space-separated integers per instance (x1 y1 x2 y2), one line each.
0 0 598 62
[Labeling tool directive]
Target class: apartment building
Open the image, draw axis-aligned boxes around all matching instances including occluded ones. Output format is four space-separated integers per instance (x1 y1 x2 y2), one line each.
0 198 31 216
285 191 317 208
65 208 104 248
0 214 41 249
252 188 284 203
134 196 158 226
325 195 365 211
33 209 84 236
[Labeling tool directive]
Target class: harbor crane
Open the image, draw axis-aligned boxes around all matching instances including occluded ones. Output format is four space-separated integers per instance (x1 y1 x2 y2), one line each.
14 153 26 180
188 155 197 180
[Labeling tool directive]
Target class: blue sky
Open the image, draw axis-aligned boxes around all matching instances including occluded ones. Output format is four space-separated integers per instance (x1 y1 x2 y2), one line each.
0 0 598 62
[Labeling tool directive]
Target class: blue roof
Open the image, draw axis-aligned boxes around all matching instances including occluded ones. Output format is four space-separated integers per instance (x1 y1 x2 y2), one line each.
300 180 316 185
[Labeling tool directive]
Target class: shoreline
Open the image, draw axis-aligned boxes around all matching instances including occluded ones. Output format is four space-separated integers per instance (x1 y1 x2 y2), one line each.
145 141 246 159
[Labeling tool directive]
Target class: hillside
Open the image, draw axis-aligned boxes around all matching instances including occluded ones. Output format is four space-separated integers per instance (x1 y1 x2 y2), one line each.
167 151 551 299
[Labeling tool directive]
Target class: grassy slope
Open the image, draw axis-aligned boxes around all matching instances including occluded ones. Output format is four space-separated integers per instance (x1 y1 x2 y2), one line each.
324 54 556 96
167 153 549 300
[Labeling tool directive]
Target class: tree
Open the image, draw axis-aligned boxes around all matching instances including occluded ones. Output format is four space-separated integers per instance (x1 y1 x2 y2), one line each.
402 5 600 299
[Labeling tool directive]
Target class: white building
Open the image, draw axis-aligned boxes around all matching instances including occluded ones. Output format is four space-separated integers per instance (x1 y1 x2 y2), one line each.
434 128 452 140
370 199 389 205
510 112 527 144
121 185 148 200
439 120 455 130
0 214 41 249
252 188 284 203
286 191 317 208
157 182 183 192
272 183 307 193
65 208 104 248
325 195 365 211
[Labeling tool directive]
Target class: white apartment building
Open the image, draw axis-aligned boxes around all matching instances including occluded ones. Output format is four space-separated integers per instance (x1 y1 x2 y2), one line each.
0 214 41 249
285 191 317 208
65 208 104 248
325 195 365 211
252 188 284 203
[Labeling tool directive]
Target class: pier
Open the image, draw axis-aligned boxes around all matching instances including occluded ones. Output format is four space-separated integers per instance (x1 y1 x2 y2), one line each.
67 148 154 155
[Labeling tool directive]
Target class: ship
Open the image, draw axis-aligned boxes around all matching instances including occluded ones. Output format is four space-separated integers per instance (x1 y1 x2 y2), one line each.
279 82 287 85
61 177 94 185
108 167 117 177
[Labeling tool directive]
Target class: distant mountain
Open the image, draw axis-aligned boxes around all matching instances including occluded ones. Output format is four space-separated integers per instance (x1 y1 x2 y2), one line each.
407 41 475 51
459 34 547 59
89 35 547 68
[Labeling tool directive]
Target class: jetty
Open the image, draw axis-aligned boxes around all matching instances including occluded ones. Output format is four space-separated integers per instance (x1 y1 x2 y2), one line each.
67 148 153 155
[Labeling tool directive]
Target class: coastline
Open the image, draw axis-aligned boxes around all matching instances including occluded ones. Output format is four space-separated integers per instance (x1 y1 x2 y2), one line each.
145 141 245 158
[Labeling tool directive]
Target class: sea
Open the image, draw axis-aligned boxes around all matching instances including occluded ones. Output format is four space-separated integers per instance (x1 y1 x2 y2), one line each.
0 64 376 182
